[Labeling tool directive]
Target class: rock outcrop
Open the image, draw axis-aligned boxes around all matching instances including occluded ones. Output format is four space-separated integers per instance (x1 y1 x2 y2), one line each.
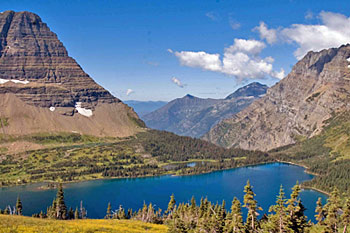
205 44 350 151
143 83 268 138
0 11 144 137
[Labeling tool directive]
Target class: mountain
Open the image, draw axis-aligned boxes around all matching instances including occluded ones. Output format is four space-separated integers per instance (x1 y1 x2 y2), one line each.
0 11 144 137
124 100 167 117
143 82 268 138
225 82 268 99
205 44 350 151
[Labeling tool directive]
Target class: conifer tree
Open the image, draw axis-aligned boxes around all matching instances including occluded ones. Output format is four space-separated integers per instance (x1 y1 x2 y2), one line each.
166 194 176 216
286 183 308 232
210 209 224 233
74 207 79 220
199 197 205 218
68 207 74 219
141 202 148 222
127 208 133 219
315 197 325 224
190 196 196 215
169 208 187 233
221 200 226 220
225 197 243 233
211 203 225 233
286 182 301 217
291 200 308 233
146 203 155 222
342 199 350 233
105 202 112 219
55 183 67 220
324 187 341 232
268 185 288 233
47 199 57 219
15 196 22 215
80 201 87 219
243 180 259 232
39 210 45 219
117 205 127 219
198 201 212 232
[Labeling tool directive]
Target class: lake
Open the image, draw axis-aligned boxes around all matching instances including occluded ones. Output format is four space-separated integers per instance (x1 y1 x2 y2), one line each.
0 162 327 221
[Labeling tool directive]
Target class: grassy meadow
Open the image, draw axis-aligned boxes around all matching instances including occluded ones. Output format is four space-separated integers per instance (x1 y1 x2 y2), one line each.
0 214 167 233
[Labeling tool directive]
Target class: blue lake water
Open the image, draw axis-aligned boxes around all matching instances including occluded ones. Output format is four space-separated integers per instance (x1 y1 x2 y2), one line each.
0 163 327 221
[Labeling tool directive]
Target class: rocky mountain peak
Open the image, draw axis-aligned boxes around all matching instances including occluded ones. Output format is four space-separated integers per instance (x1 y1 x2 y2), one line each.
0 11 68 59
225 82 268 100
205 44 350 151
0 11 143 137
184 94 195 99
0 11 118 110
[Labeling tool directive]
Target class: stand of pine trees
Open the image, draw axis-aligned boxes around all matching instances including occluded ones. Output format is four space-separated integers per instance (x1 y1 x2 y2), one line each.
30 183 87 220
2 181 350 232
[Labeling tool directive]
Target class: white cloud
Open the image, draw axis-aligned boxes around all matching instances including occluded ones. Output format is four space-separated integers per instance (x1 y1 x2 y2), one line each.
225 39 266 55
281 11 350 59
206 12 218 21
271 68 285 80
253 22 277 44
171 77 185 88
173 51 222 72
126 89 134 96
171 39 284 80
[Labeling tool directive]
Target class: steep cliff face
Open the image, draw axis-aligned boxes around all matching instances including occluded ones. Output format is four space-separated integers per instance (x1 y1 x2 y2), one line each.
0 11 144 137
143 83 268 138
205 44 350 151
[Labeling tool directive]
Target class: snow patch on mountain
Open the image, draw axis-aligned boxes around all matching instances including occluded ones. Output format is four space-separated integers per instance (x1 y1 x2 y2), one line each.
75 102 93 117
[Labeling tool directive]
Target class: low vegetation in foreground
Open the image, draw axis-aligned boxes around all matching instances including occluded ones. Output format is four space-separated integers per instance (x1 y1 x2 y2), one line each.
0 130 271 187
0 215 167 233
1 182 350 233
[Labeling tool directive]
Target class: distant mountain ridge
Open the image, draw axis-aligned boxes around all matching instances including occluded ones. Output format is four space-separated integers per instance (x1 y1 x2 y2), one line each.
205 44 350 151
124 100 168 117
143 82 268 138
0 11 144 137
225 82 267 99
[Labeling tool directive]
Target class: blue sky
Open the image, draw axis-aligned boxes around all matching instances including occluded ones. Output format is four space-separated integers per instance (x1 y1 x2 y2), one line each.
2 0 350 101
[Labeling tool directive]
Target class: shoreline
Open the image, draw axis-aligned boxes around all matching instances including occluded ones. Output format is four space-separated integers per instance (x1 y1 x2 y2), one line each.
275 160 319 176
0 161 329 197
276 160 329 196
1 161 273 190
302 186 330 196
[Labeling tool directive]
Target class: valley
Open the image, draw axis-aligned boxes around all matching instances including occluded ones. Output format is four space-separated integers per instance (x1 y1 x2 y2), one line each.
0 130 270 187
143 82 268 138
